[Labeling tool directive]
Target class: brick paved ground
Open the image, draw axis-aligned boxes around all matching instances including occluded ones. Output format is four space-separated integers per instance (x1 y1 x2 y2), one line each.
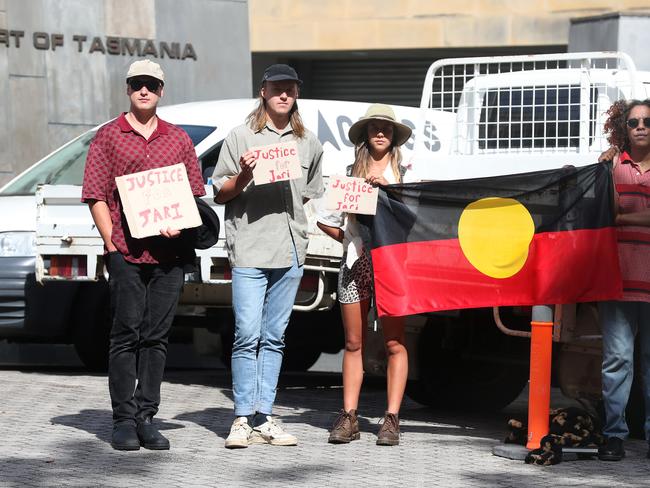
1 368 649 487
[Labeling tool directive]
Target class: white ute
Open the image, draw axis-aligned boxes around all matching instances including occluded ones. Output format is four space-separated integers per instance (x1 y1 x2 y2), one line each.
30 52 650 429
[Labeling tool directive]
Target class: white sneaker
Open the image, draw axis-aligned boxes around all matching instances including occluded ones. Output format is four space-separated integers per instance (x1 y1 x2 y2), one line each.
251 416 298 446
225 417 253 449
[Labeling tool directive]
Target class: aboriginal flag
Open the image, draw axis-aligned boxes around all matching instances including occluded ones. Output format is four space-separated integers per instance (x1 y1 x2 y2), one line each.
362 163 622 317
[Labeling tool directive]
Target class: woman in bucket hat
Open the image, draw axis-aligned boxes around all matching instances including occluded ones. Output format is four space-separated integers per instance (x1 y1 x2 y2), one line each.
317 103 412 446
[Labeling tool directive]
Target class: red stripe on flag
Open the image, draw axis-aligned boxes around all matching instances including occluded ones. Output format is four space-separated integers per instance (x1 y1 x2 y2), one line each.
371 228 622 317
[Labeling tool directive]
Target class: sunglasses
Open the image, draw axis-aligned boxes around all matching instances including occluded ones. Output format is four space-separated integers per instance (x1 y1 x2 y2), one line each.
626 117 650 129
128 79 161 92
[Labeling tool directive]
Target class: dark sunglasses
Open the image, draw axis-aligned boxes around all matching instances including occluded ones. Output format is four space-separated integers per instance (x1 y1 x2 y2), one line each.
128 79 161 92
626 117 650 129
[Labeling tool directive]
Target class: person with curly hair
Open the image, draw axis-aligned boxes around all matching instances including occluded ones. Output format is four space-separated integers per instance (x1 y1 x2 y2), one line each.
598 98 650 461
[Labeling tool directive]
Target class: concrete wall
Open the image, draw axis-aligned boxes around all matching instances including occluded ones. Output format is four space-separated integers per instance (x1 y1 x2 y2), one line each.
248 0 650 52
0 0 251 186
569 13 650 71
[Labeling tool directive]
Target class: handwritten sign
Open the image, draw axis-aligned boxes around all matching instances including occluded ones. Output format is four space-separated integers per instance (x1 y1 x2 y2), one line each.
251 141 303 185
325 175 378 215
115 163 201 239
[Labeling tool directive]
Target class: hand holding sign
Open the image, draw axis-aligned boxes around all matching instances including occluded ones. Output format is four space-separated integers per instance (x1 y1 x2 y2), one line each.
251 141 302 185
238 150 257 180
325 175 378 215
160 227 182 238
115 163 202 239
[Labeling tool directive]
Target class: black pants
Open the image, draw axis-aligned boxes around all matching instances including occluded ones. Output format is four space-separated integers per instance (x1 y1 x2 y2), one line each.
106 252 184 426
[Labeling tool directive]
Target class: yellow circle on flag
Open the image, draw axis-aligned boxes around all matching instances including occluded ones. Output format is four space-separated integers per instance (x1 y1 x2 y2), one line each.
458 197 535 279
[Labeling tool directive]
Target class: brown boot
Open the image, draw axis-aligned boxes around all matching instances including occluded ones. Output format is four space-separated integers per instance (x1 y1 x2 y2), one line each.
328 409 360 444
376 412 400 446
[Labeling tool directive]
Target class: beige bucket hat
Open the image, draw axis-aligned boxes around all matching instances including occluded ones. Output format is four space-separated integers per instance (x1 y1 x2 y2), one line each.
348 103 413 146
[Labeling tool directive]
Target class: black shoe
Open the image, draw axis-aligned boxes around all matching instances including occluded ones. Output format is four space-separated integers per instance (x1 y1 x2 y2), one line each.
137 417 170 450
598 437 625 461
646 446 650 459
111 424 140 451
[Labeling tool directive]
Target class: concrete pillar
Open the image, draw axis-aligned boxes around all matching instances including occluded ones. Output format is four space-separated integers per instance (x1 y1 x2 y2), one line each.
569 13 650 71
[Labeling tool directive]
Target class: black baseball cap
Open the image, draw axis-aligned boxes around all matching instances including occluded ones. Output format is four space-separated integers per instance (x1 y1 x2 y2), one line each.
261 64 302 85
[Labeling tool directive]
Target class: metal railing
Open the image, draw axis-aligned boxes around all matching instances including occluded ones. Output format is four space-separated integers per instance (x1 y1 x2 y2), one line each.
418 52 641 156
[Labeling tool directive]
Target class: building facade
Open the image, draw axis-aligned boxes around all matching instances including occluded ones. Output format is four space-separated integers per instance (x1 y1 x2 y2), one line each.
0 0 251 186
248 1 650 105
2 1 649 185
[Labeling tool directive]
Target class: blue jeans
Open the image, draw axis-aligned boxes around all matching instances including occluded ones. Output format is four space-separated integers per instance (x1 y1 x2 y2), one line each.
230 254 303 417
599 300 650 441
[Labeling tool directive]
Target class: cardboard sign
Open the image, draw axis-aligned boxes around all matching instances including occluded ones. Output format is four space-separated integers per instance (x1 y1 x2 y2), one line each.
251 141 303 185
325 175 378 215
115 163 201 239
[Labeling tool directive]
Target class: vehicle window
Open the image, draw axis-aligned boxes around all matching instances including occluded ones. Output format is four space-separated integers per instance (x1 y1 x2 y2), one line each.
199 141 224 184
178 125 216 146
1 124 216 196
0 131 96 195
478 85 598 150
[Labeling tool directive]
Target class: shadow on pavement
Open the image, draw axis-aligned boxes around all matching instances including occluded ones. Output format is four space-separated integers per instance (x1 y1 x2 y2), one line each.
163 368 528 442
174 407 238 440
50 409 185 445
0 439 170 488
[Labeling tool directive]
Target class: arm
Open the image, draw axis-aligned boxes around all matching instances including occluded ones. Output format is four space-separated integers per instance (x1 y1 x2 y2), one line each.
616 210 650 227
597 148 620 220
317 221 344 242
315 193 345 242
302 139 324 205
182 131 207 198
215 161 254 204
159 131 206 239
82 131 118 250
366 175 390 186
213 131 255 204
599 146 620 167
88 200 117 252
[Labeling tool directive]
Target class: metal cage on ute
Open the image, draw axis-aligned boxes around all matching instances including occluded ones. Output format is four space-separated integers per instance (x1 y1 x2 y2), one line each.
417 51 643 157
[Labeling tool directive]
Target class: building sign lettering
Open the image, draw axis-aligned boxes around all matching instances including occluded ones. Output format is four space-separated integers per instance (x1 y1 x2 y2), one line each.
0 29 197 60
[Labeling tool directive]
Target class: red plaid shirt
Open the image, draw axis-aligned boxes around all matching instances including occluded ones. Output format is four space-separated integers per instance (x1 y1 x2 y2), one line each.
81 113 206 264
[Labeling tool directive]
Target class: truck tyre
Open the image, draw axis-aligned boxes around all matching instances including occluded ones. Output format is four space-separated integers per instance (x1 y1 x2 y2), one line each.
282 341 322 372
406 310 530 411
72 283 111 372
282 319 323 372
219 318 323 372
219 323 234 369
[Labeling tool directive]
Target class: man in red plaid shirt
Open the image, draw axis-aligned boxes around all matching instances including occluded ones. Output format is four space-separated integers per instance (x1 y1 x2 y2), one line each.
81 60 205 451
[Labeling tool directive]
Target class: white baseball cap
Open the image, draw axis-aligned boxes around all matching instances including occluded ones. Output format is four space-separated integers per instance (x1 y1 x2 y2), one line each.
126 59 165 84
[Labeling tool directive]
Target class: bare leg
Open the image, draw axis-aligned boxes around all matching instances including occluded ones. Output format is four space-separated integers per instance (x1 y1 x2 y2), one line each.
382 316 407 415
341 299 370 411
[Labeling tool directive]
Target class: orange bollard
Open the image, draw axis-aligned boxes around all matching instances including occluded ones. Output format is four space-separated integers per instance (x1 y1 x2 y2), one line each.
526 320 554 450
